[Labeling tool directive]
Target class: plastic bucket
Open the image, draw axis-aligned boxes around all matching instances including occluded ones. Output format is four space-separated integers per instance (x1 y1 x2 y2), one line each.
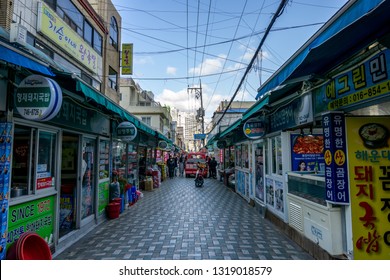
111 197 123 213
6 242 17 260
106 202 120 219
7 232 52 260
18 232 52 260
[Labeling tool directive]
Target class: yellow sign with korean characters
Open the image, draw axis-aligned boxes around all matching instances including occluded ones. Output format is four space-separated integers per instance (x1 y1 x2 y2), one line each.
37 2 102 75
121 43 133 75
346 116 390 260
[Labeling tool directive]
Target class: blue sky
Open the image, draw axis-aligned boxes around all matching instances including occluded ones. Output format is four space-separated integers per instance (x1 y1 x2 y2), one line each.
112 0 348 126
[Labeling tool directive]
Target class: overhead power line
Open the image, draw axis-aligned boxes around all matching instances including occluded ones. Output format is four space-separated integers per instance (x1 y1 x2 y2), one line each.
212 0 289 131
131 23 324 55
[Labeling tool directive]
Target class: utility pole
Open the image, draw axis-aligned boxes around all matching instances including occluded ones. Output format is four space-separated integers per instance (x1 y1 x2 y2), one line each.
188 80 205 149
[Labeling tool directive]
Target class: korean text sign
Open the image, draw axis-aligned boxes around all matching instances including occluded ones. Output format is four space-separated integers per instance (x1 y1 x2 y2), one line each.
346 116 390 260
315 49 390 112
322 112 350 204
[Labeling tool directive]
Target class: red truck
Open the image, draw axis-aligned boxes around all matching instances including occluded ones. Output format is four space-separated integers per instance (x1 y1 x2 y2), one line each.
184 152 208 178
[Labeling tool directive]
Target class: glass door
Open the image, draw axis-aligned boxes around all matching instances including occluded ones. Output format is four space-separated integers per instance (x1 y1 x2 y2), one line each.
254 142 264 203
81 138 96 220
60 132 79 238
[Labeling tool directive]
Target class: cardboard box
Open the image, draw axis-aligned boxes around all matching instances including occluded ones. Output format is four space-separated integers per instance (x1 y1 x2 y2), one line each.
145 179 153 191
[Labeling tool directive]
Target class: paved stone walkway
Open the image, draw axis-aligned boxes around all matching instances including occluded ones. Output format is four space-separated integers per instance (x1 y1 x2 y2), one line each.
54 176 314 260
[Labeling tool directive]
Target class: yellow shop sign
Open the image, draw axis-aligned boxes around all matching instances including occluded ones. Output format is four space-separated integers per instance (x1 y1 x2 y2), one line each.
37 2 102 75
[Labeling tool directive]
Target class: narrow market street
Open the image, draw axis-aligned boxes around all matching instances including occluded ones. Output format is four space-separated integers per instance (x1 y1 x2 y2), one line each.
54 176 314 260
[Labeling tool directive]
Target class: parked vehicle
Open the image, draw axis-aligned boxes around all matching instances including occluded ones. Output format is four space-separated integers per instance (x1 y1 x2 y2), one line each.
185 152 208 178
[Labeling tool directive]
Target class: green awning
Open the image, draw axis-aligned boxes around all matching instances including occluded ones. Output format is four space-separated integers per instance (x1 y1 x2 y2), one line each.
206 133 219 147
138 121 156 137
242 95 269 121
76 79 156 137
220 118 242 138
106 100 125 118
157 132 172 143
76 81 107 105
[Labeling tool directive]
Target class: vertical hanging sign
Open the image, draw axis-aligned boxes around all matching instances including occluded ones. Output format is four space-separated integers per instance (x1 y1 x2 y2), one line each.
346 116 390 260
121 43 133 75
322 111 350 204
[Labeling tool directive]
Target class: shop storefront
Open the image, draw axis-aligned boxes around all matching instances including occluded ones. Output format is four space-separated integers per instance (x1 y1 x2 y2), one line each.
250 0 390 259
234 141 252 202
0 59 162 259
312 48 390 259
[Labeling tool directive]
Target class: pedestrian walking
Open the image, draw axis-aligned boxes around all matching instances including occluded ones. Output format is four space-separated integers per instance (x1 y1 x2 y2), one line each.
166 155 176 179
174 155 179 176
178 154 185 176
209 157 218 178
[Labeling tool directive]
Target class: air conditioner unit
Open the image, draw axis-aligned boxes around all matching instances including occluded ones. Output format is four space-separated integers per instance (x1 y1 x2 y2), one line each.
10 23 27 47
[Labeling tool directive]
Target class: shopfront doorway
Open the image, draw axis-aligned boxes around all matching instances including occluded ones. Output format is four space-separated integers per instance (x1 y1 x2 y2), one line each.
254 141 264 203
59 132 80 238
81 137 96 223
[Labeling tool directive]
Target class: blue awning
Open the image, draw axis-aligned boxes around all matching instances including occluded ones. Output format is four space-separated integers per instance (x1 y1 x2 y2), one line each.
256 0 386 99
0 44 55 76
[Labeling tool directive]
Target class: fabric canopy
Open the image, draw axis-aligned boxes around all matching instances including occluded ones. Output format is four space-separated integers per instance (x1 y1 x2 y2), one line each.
256 0 386 99
0 44 55 76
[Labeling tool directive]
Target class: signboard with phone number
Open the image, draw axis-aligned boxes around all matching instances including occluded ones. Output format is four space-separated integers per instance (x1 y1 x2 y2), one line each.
315 49 390 111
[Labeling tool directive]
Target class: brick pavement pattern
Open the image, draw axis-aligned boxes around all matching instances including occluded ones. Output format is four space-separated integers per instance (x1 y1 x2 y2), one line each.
54 176 314 260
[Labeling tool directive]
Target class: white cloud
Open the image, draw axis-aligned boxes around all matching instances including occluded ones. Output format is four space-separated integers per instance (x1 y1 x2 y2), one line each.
154 83 230 124
155 88 189 113
189 55 227 76
166 66 177 75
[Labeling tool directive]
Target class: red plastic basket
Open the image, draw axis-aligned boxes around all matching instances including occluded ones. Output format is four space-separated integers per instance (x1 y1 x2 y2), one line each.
106 203 120 219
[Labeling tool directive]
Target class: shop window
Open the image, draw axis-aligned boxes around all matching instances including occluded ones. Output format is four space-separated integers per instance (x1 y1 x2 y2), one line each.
235 145 242 167
224 148 229 169
264 140 269 174
270 135 283 176
37 131 57 190
234 144 249 168
112 141 126 179
242 144 249 168
11 125 58 198
255 142 265 202
229 146 235 168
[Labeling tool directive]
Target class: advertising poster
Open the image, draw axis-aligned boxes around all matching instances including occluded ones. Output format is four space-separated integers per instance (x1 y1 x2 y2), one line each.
236 171 245 197
346 116 390 260
290 133 324 172
254 147 264 203
7 196 55 249
274 180 284 213
266 177 274 207
98 180 109 215
0 122 12 260
60 194 74 230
